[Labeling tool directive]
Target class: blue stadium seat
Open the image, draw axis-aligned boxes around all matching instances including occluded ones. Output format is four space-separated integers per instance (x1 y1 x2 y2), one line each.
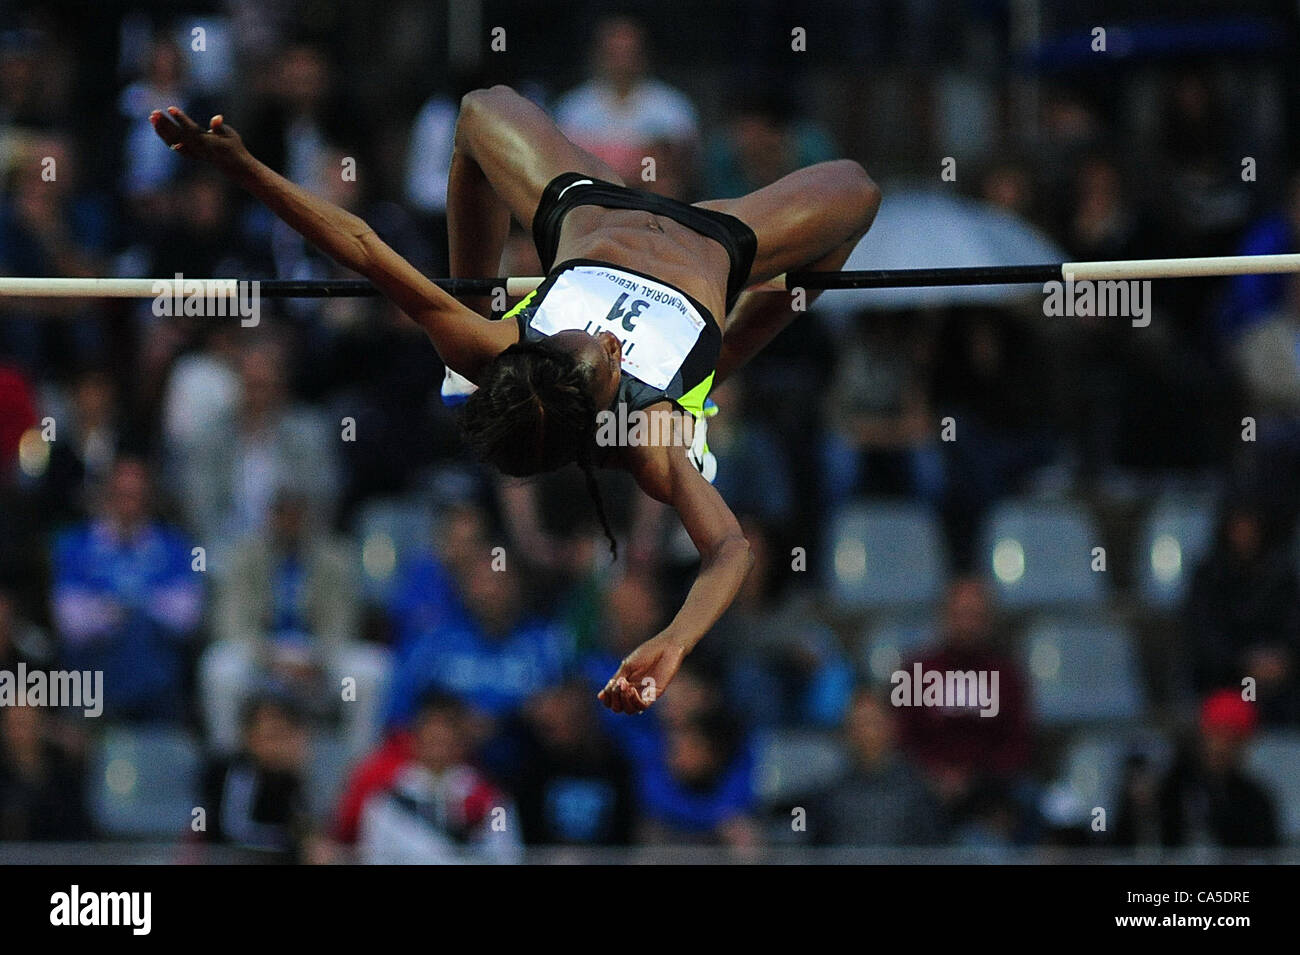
356 496 433 605
979 500 1106 609
1245 732 1300 842
1135 497 1215 611
89 727 202 839
752 729 847 805
828 502 946 610
858 616 938 683
1021 617 1145 725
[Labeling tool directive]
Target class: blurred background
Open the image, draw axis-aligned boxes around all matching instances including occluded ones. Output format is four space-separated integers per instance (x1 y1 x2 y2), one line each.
1 0 1299 862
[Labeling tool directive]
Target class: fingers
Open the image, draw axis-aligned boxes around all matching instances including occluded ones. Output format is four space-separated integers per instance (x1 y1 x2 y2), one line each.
598 675 653 715
165 105 201 131
622 679 648 714
149 110 181 146
598 678 620 714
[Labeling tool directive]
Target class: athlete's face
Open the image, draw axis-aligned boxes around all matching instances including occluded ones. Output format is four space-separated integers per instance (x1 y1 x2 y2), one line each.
547 328 622 407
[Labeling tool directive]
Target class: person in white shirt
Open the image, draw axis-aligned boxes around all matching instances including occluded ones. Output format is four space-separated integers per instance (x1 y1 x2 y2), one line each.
554 16 699 186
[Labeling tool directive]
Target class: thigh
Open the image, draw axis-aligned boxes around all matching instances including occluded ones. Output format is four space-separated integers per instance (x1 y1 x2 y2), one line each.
458 86 625 228
696 159 878 285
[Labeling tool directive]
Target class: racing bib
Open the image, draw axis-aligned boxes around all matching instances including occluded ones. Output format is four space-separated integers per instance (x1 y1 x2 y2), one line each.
528 265 706 391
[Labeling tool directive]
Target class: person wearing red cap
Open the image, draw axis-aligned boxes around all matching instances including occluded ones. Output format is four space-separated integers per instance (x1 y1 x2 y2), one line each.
1155 690 1279 849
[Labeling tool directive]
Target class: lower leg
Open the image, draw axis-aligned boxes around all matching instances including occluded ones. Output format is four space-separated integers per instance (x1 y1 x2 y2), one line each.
714 234 860 385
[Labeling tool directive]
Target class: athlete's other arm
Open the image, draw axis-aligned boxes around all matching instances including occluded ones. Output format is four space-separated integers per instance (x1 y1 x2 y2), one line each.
149 107 514 381
599 417 752 714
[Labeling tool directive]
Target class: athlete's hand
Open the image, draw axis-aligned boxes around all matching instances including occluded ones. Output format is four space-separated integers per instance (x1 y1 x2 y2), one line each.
149 106 250 172
598 632 687 715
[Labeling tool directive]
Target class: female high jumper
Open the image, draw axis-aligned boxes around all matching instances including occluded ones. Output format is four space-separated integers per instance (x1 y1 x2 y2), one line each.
149 84 880 714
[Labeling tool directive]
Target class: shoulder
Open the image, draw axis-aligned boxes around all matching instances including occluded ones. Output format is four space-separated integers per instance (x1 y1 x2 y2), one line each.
614 402 693 502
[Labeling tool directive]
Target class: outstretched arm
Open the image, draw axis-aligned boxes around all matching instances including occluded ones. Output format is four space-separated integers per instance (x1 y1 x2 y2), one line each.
150 107 514 381
599 420 753 714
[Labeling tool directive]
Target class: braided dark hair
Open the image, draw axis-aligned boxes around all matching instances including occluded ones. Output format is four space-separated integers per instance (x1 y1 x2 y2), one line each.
460 341 618 560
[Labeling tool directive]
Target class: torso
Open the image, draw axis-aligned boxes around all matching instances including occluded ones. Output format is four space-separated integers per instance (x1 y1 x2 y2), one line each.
517 204 729 486
552 205 731 326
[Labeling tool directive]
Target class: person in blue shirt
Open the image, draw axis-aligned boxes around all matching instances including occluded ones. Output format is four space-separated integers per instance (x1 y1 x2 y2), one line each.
1219 173 1300 341
384 559 572 729
384 501 489 667
51 457 204 723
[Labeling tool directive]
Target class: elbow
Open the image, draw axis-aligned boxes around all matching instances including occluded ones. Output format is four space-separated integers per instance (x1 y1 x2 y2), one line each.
718 534 752 576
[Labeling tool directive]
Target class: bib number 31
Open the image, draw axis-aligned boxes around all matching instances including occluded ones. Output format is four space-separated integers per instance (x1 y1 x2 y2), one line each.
606 292 650 331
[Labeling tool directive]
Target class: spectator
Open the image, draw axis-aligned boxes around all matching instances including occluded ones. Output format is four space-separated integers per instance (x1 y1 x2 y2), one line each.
977 158 1038 223
199 692 311 861
39 366 120 522
173 338 338 572
201 490 389 756
931 309 1054 569
1185 504 1300 725
554 16 699 186
0 704 92 841
811 689 943 846
821 311 943 508
1112 752 1165 850
1157 690 1279 849
0 363 37 476
383 557 571 732
896 576 1034 835
708 377 797 529
386 501 484 664
358 692 521 864
1220 172 1300 340
52 457 203 723
708 518 853 728
0 133 114 371
510 680 635 846
636 700 760 850
701 87 837 199
160 324 242 463
1231 265 1300 519
118 36 202 198
0 587 54 673
1064 155 1144 262
0 27 63 130
242 43 352 189
0 365 41 603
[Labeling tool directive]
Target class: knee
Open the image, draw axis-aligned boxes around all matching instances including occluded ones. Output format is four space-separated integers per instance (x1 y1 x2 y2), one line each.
829 159 882 234
459 84 518 115
456 84 517 147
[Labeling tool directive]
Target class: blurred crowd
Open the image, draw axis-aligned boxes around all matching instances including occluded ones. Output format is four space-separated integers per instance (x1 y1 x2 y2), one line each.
0 2 1298 860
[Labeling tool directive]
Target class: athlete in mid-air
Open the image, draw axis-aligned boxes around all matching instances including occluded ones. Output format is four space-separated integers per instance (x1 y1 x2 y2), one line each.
150 84 880 714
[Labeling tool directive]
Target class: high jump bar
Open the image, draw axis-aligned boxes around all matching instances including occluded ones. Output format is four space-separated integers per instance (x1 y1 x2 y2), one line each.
1 252 1298 298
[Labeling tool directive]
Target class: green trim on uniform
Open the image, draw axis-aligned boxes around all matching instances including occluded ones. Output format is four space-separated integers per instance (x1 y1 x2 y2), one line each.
676 371 714 420
501 289 538 320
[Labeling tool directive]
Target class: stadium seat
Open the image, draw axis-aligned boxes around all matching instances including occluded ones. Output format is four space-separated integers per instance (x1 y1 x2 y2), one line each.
1245 732 1300 842
89 727 202 839
1135 496 1215 611
828 502 947 610
858 616 938 683
1021 617 1145 725
753 729 847 805
1060 731 1172 814
356 496 434 605
979 500 1106 609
